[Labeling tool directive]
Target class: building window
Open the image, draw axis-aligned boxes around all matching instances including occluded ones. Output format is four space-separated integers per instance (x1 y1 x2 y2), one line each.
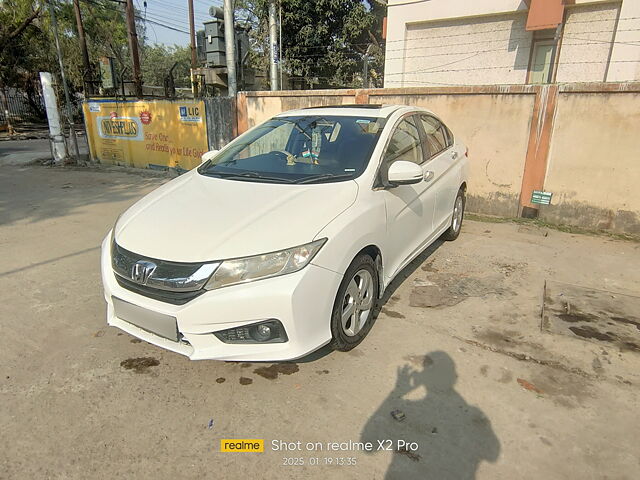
528 39 558 84
528 27 561 84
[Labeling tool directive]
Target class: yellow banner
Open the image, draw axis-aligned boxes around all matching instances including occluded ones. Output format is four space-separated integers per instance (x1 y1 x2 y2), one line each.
83 99 208 171
220 439 264 453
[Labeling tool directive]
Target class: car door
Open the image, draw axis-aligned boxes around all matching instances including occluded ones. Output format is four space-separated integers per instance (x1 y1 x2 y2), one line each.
417 114 463 234
379 115 437 279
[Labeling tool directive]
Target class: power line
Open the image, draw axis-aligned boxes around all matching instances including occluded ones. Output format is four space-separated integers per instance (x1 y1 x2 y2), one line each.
381 28 640 63
148 0 209 23
392 27 639 50
143 16 190 34
277 30 640 65
276 16 640 55
386 59 640 77
380 16 640 45
82 0 190 34
384 35 532 54
383 30 640 61
195 0 221 7
562 33 640 47
144 12 191 30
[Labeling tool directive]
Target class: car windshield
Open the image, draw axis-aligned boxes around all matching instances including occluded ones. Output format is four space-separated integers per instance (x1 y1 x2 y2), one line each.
199 115 387 184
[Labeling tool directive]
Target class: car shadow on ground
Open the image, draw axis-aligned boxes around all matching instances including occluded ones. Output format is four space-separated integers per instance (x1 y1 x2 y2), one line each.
297 239 446 364
360 351 501 479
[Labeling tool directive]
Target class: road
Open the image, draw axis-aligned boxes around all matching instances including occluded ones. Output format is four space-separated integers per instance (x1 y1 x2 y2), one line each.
0 136 89 166
1 164 639 479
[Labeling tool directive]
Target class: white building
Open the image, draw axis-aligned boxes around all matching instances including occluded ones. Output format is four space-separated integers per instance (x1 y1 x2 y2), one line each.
383 0 640 87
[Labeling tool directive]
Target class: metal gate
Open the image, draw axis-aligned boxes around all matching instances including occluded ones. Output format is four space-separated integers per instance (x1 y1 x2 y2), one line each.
0 88 45 125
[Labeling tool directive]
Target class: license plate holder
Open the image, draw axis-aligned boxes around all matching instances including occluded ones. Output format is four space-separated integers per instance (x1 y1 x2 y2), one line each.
112 297 179 342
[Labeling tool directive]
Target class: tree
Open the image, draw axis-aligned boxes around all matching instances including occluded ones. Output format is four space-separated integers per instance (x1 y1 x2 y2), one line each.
0 0 42 53
140 44 191 89
0 0 132 109
239 0 385 89
0 1 45 95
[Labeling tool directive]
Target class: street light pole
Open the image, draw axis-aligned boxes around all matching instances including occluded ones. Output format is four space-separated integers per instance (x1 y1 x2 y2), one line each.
47 0 81 164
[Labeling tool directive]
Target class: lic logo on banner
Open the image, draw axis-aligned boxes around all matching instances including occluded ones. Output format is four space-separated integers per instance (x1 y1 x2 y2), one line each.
179 106 202 123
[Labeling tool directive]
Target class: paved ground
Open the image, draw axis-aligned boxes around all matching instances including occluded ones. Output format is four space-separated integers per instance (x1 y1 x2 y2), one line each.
1 164 639 479
0 137 88 166
0 121 51 142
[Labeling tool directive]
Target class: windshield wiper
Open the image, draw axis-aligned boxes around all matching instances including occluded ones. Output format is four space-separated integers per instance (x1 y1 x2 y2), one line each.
203 170 296 183
294 173 355 184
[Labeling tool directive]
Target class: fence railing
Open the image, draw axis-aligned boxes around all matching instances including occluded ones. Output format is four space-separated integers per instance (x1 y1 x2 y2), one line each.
0 89 46 124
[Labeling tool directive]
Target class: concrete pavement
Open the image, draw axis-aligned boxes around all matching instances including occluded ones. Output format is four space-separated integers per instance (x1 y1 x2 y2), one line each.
0 137 89 166
1 164 639 479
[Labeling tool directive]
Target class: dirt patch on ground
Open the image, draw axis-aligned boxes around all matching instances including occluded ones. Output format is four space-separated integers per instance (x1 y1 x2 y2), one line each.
528 371 594 408
381 307 405 318
543 281 640 352
409 273 512 308
120 357 160 374
253 363 299 380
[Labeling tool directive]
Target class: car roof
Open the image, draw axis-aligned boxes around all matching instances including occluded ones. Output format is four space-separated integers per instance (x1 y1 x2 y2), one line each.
274 104 424 119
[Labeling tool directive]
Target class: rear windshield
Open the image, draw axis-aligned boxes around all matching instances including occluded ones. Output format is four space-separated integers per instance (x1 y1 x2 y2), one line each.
199 115 387 184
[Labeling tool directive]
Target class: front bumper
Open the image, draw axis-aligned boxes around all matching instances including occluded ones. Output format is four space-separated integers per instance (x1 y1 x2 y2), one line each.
101 232 342 361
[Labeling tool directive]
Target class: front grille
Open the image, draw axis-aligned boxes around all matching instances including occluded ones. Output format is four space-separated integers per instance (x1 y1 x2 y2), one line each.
111 241 210 305
114 275 206 305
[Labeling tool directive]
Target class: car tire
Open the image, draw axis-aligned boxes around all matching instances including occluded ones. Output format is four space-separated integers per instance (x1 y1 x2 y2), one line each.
329 254 379 352
441 187 466 241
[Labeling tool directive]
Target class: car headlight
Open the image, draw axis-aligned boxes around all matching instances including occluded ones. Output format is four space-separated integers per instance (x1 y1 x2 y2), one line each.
204 238 327 290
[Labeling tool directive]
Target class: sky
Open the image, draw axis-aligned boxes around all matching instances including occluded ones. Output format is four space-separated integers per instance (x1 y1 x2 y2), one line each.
136 0 223 46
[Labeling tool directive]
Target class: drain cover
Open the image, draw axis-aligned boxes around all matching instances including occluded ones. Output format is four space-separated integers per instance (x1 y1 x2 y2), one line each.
542 280 640 352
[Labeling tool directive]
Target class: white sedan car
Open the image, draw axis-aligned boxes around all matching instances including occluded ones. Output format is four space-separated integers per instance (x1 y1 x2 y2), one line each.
101 105 469 361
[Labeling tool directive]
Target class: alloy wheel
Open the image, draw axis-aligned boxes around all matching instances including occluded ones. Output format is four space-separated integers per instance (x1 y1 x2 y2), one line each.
340 269 375 337
452 195 464 233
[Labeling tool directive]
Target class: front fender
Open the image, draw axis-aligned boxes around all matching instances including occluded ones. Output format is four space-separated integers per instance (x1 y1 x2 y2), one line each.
310 193 386 279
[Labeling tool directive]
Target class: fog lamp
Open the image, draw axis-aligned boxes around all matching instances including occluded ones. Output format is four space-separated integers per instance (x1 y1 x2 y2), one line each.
255 324 271 341
214 320 287 344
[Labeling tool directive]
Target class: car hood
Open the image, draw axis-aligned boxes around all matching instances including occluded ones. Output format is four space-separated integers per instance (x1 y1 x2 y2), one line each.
114 170 359 262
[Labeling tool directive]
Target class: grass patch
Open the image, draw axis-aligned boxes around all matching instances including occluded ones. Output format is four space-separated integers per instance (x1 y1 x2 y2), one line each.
466 212 640 243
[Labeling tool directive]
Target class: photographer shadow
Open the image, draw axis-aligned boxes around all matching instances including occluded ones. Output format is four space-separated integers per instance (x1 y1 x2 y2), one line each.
360 351 500 479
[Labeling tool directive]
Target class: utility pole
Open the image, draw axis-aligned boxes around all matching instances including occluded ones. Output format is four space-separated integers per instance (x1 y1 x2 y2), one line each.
73 0 93 95
362 54 369 89
268 0 279 91
47 0 81 164
188 0 199 97
125 0 143 97
223 0 237 97
363 44 374 89
279 3 283 89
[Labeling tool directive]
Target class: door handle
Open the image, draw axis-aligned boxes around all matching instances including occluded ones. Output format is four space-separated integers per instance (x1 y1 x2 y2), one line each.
451 151 458 159
423 170 435 182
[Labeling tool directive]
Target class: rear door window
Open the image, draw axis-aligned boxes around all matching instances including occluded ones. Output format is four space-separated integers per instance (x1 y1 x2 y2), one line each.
419 115 450 158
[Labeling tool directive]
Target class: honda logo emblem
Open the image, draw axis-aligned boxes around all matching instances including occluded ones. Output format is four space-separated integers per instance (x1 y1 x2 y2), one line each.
131 260 157 284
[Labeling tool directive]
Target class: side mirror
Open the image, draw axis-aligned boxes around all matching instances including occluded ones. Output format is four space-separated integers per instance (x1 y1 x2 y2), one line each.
387 160 423 186
201 149 219 164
